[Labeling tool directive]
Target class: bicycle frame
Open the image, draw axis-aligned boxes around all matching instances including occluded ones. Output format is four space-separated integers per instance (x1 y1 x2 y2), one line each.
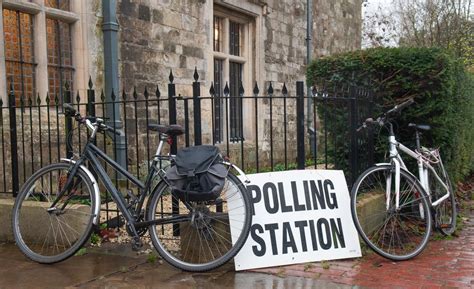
50 124 171 237
387 134 451 210
51 118 251 235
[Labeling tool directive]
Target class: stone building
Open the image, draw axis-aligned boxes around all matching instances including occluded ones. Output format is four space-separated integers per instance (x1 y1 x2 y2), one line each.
0 0 362 173
0 0 362 101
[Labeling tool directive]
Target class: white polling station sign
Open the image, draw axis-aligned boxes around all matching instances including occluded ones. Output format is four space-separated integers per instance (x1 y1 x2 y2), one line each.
232 170 361 271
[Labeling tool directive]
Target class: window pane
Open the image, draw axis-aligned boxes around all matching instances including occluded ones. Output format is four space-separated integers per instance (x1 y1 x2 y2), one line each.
229 62 242 141
45 0 70 11
47 18 73 103
213 59 224 143
213 16 222 52
229 21 241 56
3 9 36 101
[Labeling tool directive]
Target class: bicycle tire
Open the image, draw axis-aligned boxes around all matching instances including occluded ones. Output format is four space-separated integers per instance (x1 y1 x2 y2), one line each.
351 165 432 261
429 167 457 236
146 172 252 272
12 163 96 263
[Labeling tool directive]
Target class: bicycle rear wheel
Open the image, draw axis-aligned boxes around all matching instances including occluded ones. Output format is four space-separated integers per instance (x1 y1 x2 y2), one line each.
429 163 457 235
147 172 251 272
12 163 96 263
351 165 432 261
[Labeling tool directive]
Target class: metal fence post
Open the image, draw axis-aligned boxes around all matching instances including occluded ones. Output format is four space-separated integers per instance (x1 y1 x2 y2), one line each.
193 68 202 146
296 81 305 169
87 77 96 117
349 97 358 186
168 70 177 154
8 84 19 197
168 70 179 236
64 82 73 159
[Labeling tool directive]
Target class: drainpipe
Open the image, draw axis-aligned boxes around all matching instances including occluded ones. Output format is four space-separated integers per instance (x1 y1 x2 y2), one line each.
102 0 127 173
306 0 315 156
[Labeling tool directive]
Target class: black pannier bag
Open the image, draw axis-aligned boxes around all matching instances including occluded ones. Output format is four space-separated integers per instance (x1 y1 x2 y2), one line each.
165 145 228 202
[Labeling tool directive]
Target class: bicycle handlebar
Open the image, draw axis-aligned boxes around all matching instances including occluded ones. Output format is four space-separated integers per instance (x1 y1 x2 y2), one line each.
357 98 414 132
63 103 120 136
385 98 414 116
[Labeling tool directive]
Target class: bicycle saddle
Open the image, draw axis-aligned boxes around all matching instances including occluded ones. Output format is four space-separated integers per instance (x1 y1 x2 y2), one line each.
148 124 185 136
408 123 431 131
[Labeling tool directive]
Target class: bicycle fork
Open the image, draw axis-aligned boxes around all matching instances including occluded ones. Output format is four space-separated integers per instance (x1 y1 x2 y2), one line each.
388 136 401 211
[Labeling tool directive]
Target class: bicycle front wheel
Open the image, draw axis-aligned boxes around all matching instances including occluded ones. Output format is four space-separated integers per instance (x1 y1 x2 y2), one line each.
12 163 96 263
147 172 252 272
351 165 432 261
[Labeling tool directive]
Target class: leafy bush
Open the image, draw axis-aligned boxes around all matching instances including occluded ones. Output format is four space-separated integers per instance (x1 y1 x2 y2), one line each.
307 47 474 183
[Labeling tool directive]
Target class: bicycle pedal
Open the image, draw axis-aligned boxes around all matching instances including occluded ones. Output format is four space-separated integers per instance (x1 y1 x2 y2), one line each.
131 237 143 251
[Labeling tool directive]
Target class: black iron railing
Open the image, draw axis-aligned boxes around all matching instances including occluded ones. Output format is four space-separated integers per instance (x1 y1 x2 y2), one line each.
0 69 375 226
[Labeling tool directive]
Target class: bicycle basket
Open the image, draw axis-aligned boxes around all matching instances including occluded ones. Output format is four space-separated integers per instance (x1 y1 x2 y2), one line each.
165 145 228 202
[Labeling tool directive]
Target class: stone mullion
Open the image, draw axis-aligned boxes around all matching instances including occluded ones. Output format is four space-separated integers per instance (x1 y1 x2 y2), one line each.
34 3 49 99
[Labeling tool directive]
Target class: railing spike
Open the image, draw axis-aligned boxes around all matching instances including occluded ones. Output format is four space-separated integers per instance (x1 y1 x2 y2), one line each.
54 94 59 105
8 78 14 93
36 93 41 105
209 82 215 96
0 98 3 107
76 91 80 103
253 82 259 95
64 80 70 91
156 86 161 98
169 70 174 83
133 87 138 99
111 90 117 101
267 81 274 95
20 95 25 107
122 90 127 100
144 86 149 99
28 95 33 106
311 86 317 97
88 76 93 89
100 90 105 101
282 83 288 96
223 82 229 96
239 81 244 96
193 67 199 82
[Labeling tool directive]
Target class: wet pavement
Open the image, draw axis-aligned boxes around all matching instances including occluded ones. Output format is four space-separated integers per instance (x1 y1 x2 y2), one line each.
1 202 472 289
0 242 357 289
255 202 474 289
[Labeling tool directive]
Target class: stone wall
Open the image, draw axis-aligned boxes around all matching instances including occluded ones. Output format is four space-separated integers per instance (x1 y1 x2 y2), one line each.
111 0 362 169
115 0 362 91
313 0 363 57
117 0 209 95
0 1 363 192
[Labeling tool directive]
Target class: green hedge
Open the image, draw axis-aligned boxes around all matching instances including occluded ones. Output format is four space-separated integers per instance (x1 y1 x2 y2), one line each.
307 47 474 183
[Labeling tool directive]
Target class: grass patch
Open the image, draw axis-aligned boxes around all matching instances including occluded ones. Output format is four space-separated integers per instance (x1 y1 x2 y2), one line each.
321 260 330 270
90 232 101 245
303 263 314 272
75 248 87 256
147 253 158 264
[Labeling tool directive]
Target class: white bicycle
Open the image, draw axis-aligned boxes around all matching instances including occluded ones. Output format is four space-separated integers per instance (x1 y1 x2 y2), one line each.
351 99 457 260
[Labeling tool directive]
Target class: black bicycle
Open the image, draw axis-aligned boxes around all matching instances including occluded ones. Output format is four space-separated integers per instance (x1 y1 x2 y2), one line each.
12 104 252 272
